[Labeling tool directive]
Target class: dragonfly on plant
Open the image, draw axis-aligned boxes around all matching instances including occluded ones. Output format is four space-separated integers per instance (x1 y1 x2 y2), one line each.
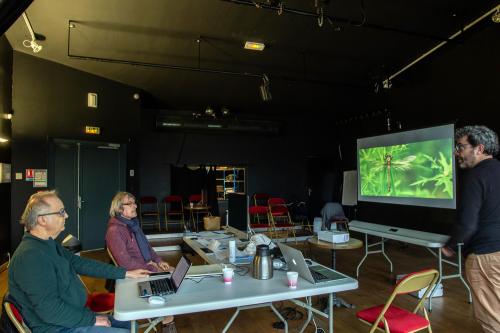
375 149 416 193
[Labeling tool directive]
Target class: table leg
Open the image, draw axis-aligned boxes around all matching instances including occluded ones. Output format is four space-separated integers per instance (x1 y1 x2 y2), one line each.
322 250 355 310
329 293 334 333
131 320 136 333
356 233 369 277
298 297 313 333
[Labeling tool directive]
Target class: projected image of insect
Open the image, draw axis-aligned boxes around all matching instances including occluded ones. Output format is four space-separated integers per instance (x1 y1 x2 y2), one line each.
359 138 453 199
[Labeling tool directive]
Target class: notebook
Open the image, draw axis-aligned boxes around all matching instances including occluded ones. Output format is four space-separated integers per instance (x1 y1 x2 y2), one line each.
186 264 223 278
138 256 192 297
278 243 347 284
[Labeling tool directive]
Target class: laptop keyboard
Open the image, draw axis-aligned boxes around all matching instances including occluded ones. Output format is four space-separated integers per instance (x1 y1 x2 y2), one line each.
310 269 328 282
150 278 173 296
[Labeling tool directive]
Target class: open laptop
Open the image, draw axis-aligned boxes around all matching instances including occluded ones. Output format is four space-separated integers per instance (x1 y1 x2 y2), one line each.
138 256 192 297
278 243 347 284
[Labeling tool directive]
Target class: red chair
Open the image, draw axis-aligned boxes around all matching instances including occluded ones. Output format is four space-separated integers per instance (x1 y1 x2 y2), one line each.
139 196 161 231
253 193 271 206
4 300 30 333
249 206 273 236
356 268 439 333
188 194 202 204
268 197 296 242
163 195 185 231
79 276 115 314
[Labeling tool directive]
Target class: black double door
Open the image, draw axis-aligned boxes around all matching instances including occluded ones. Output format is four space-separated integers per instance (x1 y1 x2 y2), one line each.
50 140 126 250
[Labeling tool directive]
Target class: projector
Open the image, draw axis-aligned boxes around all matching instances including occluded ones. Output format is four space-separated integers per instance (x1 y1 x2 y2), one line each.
318 230 349 244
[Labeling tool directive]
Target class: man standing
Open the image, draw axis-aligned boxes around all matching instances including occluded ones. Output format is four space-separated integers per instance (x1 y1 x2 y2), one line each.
8 191 150 333
442 125 500 333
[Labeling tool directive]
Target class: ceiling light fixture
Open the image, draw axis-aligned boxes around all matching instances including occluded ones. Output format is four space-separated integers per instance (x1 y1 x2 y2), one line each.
492 9 500 23
21 12 45 53
244 41 265 51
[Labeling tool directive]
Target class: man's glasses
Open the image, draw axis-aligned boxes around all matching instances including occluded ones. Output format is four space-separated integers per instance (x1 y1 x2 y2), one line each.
455 143 473 153
39 208 66 217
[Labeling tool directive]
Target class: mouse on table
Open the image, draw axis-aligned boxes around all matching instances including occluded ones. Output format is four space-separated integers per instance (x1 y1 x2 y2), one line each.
148 296 166 305
304 259 313 266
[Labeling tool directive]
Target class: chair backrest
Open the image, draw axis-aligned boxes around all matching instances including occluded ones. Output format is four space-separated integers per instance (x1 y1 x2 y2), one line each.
140 196 158 205
189 194 202 203
253 193 270 206
164 195 183 203
382 269 439 317
268 197 286 206
4 301 30 333
163 195 184 214
106 247 118 266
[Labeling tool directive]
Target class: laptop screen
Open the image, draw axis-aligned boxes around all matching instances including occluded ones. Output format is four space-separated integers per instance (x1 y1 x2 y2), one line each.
171 256 191 289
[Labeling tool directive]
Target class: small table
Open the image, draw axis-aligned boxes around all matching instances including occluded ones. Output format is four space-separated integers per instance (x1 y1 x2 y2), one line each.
308 236 363 308
184 205 211 232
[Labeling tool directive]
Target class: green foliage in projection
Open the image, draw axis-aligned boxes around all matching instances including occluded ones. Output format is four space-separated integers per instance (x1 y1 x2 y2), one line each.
359 138 454 199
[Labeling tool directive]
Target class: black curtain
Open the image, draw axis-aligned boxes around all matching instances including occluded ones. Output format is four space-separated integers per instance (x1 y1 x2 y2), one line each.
170 165 219 215
206 166 218 216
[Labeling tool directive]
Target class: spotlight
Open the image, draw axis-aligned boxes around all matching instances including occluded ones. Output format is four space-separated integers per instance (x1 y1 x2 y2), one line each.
492 9 500 23
205 107 215 117
23 39 42 53
22 13 43 54
221 107 230 116
259 74 272 102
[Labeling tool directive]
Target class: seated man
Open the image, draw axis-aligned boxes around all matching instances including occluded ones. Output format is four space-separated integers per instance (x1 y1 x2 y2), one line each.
106 192 176 333
8 190 150 333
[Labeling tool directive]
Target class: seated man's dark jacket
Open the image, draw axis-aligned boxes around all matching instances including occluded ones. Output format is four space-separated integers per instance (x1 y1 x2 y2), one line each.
8 233 126 333
447 158 500 256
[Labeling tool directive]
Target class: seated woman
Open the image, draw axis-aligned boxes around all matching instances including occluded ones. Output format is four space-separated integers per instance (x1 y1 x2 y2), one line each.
106 191 176 333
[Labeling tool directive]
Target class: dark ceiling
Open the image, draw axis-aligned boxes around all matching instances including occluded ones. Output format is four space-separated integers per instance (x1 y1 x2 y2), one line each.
5 0 499 115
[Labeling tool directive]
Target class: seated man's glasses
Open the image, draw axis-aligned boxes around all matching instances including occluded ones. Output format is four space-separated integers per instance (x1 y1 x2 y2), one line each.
455 143 473 153
39 208 66 217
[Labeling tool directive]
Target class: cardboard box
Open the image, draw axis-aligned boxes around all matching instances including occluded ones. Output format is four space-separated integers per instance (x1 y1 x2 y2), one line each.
396 274 443 298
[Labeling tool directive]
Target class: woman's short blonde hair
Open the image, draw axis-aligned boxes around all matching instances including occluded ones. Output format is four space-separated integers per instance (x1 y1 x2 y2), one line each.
109 191 135 217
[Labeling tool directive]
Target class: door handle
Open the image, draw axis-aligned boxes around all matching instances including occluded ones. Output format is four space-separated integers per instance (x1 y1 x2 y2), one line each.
78 196 85 209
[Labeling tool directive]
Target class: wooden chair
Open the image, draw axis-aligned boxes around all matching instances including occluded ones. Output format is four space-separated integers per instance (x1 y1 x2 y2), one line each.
163 195 185 231
187 194 209 232
356 268 439 333
139 196 161 231
268 197 296 242
107 246 118 266
4 300 31 333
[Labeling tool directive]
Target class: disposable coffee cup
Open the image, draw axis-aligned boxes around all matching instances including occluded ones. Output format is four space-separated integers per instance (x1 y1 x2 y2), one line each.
287 271 299 288
190 202 194 208
223 267 234 284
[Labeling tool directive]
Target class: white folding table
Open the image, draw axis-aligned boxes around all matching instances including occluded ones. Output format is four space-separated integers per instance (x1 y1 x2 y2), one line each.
349 220 471 310
114 268 358 333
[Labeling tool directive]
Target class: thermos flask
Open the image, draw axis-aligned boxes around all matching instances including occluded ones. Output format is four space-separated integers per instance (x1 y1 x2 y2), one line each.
252 244 273 280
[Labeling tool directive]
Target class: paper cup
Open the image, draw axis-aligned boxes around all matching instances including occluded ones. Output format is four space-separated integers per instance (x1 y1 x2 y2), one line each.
287 271 299 288
223 267 234 284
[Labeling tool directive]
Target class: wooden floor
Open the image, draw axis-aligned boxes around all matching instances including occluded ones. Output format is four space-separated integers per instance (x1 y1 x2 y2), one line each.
1 232 482 332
